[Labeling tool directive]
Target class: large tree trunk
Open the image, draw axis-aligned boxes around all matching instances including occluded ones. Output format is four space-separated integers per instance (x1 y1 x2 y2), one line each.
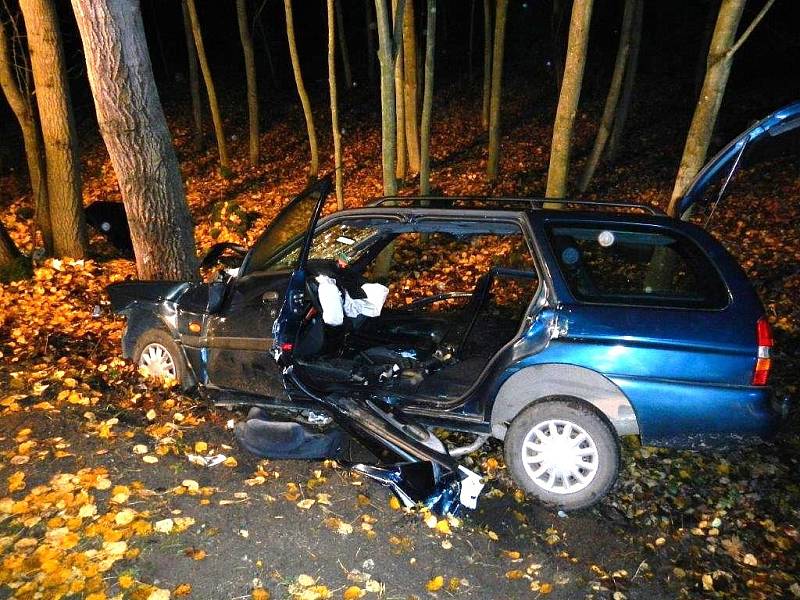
578 0 638 193
545 0 594 202
481 0 492 129
71 0 199 280
284 0 319 179
402 0 419 173
374 0 397 195
237 0 259 164
419 0 436 195
668 0 746 215
0 19 51 253
328 0 344 209
392 0 406 180
186 0 231 175
605 0 643 164
181 0 203 152
19 0 87 258
485 0 507 183
335 0 353 90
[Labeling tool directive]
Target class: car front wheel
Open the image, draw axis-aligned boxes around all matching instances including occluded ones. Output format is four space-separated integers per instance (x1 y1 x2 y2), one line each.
504 398 619 511
133 329 192 390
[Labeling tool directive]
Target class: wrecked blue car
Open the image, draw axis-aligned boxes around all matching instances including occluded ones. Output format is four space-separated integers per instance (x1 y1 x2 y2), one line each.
108 103 796 513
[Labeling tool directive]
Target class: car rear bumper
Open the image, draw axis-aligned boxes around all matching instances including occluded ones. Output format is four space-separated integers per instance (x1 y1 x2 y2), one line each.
610 376 783 448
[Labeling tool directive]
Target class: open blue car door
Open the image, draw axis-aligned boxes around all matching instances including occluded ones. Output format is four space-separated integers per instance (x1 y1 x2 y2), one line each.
268 178 484 515
678 101 800 219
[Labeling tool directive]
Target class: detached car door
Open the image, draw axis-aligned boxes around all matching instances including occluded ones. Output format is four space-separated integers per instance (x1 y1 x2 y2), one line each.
204 178 331 398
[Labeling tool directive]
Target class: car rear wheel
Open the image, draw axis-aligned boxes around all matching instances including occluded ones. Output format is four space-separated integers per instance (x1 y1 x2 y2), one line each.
504 398 619 511
133 329 192 390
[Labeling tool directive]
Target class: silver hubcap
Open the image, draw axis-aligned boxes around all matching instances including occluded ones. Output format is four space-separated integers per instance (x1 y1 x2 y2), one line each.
139 342 177 381
521 418 599 494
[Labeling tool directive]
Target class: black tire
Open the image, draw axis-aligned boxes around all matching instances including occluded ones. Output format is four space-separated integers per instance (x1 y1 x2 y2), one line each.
504 398 619 511
132 328 194 391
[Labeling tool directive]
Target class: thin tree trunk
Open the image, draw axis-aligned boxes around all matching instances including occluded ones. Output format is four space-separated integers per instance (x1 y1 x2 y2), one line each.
19 0 87 258
605 0 642 164
71 0 199 280
545 0 594 202
467 0 474 82
328 0 344 209
420 0 436 195
374 0 397 195
578 0 637 193
335 0 353 89
481 0 492 129
366 0 377 88
668 0 746 215
694 0 719 100
186 0 231 175
402 0 419 173
551 0 567 94
237 0 259 164
392 0 406 180
284 0 319 179
486 0 507 183
181 0 203 152
0 19 51 253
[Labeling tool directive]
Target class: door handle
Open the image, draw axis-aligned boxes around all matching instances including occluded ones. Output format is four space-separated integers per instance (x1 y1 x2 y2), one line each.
262 291 280 303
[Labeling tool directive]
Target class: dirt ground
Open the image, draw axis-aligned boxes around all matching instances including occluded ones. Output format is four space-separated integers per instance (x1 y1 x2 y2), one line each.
0 76 798 599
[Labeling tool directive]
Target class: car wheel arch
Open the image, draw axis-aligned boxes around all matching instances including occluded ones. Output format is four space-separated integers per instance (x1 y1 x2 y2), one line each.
122 309 179 358
489 364 640 440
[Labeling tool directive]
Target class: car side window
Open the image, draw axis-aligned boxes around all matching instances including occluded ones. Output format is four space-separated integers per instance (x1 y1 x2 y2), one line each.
546 223 729 309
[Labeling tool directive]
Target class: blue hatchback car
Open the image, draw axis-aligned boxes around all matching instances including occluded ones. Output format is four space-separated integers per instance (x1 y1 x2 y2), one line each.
109 104 796 512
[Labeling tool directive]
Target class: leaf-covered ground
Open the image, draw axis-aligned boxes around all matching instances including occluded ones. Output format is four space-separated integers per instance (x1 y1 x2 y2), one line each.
0 76 798 599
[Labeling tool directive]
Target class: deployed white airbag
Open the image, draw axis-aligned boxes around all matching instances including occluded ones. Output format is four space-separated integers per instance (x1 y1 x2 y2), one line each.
316 275 389 326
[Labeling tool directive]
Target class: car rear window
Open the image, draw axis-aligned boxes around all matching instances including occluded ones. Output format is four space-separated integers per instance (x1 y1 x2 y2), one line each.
546 223 730 309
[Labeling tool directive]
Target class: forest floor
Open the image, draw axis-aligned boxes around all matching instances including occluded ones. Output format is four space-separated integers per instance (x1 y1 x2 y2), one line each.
0 76 798 599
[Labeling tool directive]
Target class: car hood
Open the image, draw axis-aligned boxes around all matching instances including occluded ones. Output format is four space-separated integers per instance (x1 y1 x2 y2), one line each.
107 280 192 313
678 100 800 219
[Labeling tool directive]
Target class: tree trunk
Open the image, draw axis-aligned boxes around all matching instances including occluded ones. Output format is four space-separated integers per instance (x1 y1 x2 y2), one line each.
668 0 745 215
0 221 23 272
605 0 642 164
19 0 87 258
366 0 377 88
544 0 594 202
181 0 203 152
374 0 397 195
578 0 637 193
550 0 567 94
392 0 407 181
186 0 231 175
328 0 344 209
0 19 51 253
284 0 319 179
419 0 436 195
694 0 719 100
486 0 507 183
71 0 199 281
237 0 259 164
335 0 353 89
402 0 419 173
481 0 492 129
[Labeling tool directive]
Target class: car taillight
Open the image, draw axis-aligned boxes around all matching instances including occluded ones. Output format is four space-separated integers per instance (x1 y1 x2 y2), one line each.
752 317 773 386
